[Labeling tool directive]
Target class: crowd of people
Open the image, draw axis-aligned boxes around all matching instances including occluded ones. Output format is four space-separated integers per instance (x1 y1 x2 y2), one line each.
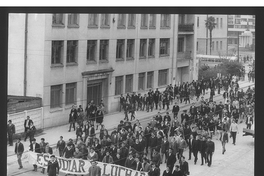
10 73 255 176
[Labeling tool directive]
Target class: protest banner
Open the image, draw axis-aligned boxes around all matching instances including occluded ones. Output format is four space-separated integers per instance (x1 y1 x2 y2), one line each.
26 151 148 176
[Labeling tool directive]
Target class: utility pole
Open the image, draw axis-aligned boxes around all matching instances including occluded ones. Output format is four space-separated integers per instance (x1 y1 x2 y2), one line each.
237 31 239 62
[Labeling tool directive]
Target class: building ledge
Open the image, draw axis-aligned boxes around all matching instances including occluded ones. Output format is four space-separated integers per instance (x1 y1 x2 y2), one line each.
82 68 114 76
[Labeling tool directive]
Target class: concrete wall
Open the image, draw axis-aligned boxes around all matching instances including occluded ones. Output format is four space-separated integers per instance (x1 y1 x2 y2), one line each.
8 14 26 96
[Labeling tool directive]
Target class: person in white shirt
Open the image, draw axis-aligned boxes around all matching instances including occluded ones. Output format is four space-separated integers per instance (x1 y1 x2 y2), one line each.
229 120 239 145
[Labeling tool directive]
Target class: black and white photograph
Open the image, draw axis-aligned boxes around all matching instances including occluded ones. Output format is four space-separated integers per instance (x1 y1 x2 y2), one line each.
6 7 256 176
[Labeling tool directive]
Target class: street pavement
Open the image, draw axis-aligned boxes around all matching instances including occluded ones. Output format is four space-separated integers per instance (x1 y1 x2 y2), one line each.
7 79 254 176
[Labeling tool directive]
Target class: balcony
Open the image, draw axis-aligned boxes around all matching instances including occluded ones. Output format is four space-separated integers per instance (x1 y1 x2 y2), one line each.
178 23 194 35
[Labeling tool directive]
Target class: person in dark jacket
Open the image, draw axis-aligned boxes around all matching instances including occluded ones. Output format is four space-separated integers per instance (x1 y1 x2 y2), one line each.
221 129 229 154
172 165 183 176
69 105 78 132
7 120 15 146
56 136 66 157
206 136 215 167
162 166 172 176
148 164 160 176
167 148 176 173
180 156 189 176
47 155 59 176
63 143 75 159
15 138 24 169
75 123 83 144
29 138 41 171
199 136 207 165
192 135 200 165
41 143 53 174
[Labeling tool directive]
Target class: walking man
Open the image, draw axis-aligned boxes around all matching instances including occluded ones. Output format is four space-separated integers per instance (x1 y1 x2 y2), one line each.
14 138 24 169
24 116 33 141
172 102 180 119
230 120 239 145
56 136 66 157
47 155 60 176
221 129 228 154
205 136 215 167
7 120 16 146
29 138 41 171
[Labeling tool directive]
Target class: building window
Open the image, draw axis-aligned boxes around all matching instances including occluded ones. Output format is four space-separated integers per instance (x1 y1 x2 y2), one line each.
160 14 170 28
216 18 219 28
116 39 125 60
148 39 155 57
126 39 135 59
101 14 110 27
141 14 148 28
138 73 145 91
118 14 126 28
52 14 64 26
216 41 218 50
179 14 185 24
220 18 223 28
149 14 156 28
125 75 133 93
99 40 109 61
212 41 214 50
197 17 199 27
160 38 170 56
50 85 62 108
87 40 97 62
139 39 147 58
88 14 98 28
67 41 78 63
220 41 223 50
147 71 154 89
178 38 184 52
66 83 76 105
51 41 64 65
158 69 168 86
68 14 79 27
197 41 198 51
127 14 135 28
115 76 123 95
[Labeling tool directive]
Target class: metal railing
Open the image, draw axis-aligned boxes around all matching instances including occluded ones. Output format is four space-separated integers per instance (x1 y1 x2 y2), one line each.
178 23 194 32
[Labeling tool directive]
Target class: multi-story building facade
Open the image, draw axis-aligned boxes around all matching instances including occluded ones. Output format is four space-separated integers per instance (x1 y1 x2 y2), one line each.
196 15 228 57
8 13 197 128
227 15 255 50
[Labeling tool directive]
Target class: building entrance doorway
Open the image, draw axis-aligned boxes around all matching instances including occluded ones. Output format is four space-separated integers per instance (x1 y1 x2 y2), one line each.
87 83 102 106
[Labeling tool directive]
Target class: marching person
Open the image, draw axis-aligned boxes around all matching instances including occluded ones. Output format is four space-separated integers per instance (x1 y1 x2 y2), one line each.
96 104 104 130
221 129 229 154
56 136 66 157
41 143 53 174
29 138 41 171
14 138 24 169
88 160 101 176
205 136 215 167
180 156 189 176
47 155 59 176
69 105 78 132
166 148 176 173
172 102 180 119
28 121 36 144
229 119 239 145
24 116 33 142
7 120 16 146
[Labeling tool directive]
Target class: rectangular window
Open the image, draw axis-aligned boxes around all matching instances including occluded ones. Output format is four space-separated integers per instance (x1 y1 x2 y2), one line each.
147 71 154 89
101 14 110 27
216 18 219 28
216 41 218 50
88 14 98 27
179 14 185 24
158 69 168 86
116 39 125 60
68 14 79 27
118 14 126 28
52 14 64 26
178 38 184 52
220 18 223 28
149 14 156 28
197 17 199 27
51 41 64 65
66 40 78 63
141 14 148 28
139 39 147 58
66 83 76 105
160 14 170 28
220 41 223 50
87 40 97 61
138 73 145 91
160 38 170 56
115 76 123 95
148 39 155 57
127 14 135 28
99 40 109 61
50 85 62 108
126 39 135 59
125 75 133 93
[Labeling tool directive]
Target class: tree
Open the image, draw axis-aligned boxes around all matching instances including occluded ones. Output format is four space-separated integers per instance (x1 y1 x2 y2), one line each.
205 16 217 55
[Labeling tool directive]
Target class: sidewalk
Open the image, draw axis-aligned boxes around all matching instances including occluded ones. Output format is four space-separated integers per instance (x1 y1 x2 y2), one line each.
7 80 254 164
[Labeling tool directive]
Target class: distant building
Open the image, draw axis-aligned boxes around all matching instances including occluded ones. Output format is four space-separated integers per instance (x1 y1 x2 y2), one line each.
8 13 197 128
196 15 228 57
